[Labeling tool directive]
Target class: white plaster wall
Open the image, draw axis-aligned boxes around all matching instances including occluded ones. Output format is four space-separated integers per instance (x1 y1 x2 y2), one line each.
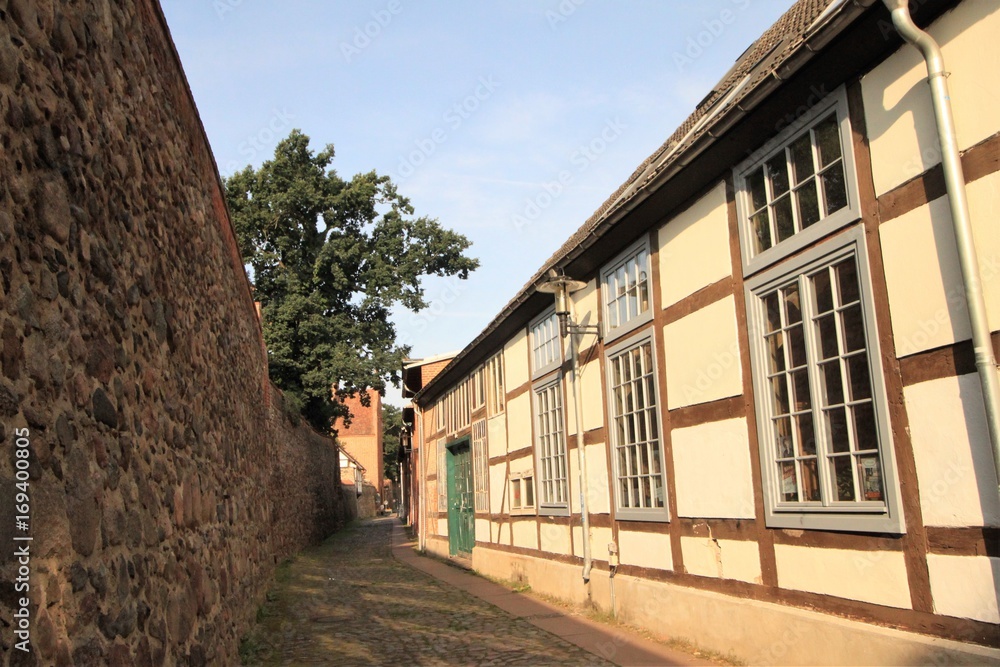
927 553 1000 624
436 517 448 537
879 173 1000 358
672 418 756 519
583 441 610 515
495 520 510 545
681 536 762 584
487 413 507 459
506 392 531 450
475 518 490 544
470 546 1000 665
539 521 573 555
861 1 1000 196
774 544 912 609
567 279 600 361
573 525 613 561
659 182 733 309
511 519 538 550
504 328 530 390
618 528 674 571
489 462 507 515
906 373 1000 527
664 295 743 409
565 357 604 435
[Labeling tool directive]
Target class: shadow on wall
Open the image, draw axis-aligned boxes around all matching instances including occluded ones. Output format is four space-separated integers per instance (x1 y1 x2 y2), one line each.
342 482 380 521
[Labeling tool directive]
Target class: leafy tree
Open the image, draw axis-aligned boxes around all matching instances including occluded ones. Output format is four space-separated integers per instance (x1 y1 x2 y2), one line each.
226 130 478 431
382 403 403 483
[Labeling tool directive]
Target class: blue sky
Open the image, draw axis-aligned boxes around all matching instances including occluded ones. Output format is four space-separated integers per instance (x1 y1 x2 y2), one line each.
161 0 792 406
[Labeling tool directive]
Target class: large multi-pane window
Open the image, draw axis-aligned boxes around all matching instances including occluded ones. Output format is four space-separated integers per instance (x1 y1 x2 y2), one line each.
735 89 859 274
486 352 505 416
602 242 652 340
534 380 568 512
471 366 485 411
472 419 489 512
531 311 561 377
746 229 903 532
607 335 667 520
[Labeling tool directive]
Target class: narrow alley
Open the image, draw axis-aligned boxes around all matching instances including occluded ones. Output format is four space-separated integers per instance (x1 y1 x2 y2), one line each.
240 518 713 666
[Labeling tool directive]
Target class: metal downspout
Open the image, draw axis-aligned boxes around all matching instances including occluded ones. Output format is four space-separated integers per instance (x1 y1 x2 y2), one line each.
883 0 1000 499
417 405 427 552
570 302 593 583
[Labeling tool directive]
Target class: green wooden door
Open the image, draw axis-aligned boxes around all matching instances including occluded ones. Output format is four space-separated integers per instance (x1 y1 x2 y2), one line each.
447 441 474 556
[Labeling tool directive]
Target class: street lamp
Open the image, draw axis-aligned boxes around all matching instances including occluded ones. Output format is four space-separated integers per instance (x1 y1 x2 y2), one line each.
536 269 599 338
537 268 601 582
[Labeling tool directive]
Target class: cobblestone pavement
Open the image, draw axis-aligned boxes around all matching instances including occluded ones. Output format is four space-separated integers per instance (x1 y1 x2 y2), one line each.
242 518 615 666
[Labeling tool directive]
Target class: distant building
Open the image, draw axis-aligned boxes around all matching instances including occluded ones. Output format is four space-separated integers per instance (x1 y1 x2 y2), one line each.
339 447 366 496
400 0 1000 663
334 391 384 499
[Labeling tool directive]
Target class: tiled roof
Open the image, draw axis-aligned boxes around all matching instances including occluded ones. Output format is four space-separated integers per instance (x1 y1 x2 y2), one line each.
417 0 857 402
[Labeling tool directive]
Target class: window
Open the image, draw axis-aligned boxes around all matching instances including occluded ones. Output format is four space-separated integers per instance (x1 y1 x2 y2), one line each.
436 398 445 433
443 383 470 435
534 379 568 513
607 333 668 520
530 310 562 377
746 227 903 533
735 88 860 275
486 351 505 416
602 241 652 340
437 438 448 512
472 419 489 512
471 366 486 411
510 472 535 514
456 382 470 431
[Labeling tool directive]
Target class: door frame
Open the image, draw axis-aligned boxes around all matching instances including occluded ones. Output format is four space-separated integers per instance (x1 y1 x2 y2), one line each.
445 436 474 556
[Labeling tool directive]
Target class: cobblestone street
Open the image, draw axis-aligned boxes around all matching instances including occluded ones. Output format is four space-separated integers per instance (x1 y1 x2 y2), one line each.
241 518 707 666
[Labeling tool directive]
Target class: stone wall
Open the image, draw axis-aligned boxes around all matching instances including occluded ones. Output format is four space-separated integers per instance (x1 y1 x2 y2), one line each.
340 483 378 523
0 1 347 664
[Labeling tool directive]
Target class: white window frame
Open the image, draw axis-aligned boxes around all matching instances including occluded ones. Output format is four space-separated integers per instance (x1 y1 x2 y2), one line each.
601 238 653 342
509 471 536 515
457 381 470 431
530 309 562 379
606 329 670 522
745 226 904 533
471 365 486 411
472 419 489 512
486 351 505 416
436 398 445 433
533 376 569 516
734 87 861 276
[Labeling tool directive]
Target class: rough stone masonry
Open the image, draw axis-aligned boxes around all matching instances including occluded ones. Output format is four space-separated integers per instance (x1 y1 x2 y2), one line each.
0 0 348 664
